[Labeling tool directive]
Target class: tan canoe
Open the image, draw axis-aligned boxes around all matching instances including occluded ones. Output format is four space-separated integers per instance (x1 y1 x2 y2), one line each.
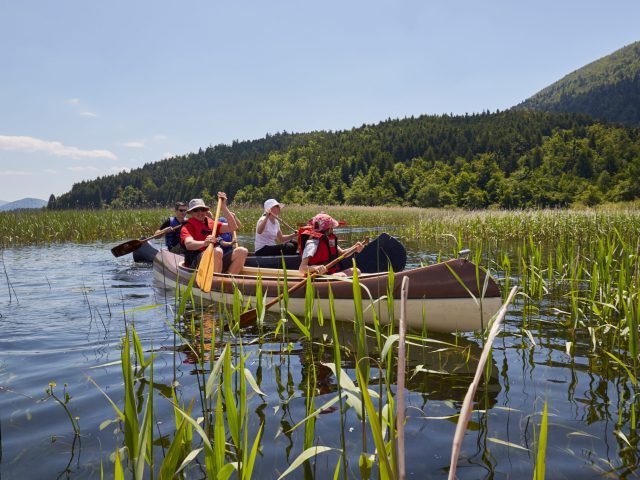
153 250 503 333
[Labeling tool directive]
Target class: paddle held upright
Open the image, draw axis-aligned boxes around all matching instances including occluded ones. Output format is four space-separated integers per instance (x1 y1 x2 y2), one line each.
195 196 223 293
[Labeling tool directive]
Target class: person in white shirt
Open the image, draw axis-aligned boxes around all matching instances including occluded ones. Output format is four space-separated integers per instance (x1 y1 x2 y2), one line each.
254 198 298 255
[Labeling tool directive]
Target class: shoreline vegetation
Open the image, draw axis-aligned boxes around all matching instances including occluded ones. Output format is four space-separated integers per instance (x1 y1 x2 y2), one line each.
1 203 640 248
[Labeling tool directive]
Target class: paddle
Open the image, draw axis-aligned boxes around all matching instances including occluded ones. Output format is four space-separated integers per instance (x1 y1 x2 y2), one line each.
111 224 181 257
239 239 367 327
196 196 223 293
272 213 298 234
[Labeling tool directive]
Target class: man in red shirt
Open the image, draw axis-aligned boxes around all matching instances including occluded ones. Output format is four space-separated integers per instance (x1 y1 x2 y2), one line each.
180 192 248 274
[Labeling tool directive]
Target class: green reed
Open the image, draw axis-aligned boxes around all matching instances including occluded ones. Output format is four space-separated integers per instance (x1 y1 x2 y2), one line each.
42 382 81 438
74 204 640 477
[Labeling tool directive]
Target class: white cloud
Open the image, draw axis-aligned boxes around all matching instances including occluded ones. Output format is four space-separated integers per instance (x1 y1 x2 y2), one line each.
0 135 117 160
122 141 145 148
80 111 98 117
162 152 175 159
0 170 31 176
67 98 80 105
153 134 167 141
67 165 99 172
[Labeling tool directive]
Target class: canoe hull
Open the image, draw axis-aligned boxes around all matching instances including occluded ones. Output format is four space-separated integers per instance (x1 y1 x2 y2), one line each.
153 250 502 333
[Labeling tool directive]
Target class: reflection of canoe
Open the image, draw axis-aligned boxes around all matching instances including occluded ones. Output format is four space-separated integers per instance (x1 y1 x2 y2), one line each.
291 322 501 400
136 233 407 273
153 249 502 333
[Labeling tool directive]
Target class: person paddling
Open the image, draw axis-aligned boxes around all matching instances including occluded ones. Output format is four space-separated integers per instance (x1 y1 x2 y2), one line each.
155 201 187 254
180 194 248 274
255 198 298 256
298 212 364 277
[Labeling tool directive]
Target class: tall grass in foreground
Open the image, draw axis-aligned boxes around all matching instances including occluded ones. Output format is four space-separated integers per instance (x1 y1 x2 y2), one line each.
87 254 510 478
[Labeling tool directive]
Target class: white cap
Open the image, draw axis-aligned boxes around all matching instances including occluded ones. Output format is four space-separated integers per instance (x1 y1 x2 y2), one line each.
264 198 283 211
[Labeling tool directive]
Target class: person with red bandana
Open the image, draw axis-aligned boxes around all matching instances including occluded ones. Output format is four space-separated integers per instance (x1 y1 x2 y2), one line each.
298 212 363 276
180 193 248 274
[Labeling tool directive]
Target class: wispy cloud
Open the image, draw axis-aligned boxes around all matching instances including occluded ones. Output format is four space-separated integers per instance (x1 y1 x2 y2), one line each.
0 170 31 176
122 141 145 148
67 98 80 105
0 135 117 160
67 166 99 172
80 111 98 117
44 168 57 174
162 152 175 159
153 134 167 141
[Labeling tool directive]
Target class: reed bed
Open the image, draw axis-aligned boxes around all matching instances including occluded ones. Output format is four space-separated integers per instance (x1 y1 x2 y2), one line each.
6 206 640 476
89 264 515 478
3 206 639 249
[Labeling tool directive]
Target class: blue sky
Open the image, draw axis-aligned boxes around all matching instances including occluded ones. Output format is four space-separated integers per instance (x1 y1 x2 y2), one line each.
0 1 638 202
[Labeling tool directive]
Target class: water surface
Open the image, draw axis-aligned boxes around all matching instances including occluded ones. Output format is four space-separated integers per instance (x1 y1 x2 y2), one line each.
0 238 636 478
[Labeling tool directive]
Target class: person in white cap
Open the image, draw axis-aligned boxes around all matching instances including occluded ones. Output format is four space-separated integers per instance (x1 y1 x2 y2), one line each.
254 198 298 256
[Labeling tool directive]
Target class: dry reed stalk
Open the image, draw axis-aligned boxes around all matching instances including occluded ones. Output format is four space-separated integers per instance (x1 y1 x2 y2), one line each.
448 286 519 480
396 276 409 480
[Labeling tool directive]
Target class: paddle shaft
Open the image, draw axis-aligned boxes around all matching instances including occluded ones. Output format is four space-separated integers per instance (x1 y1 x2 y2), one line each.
239 240 365 326
111 224 181 257
272 213 298 234
196 197 224 293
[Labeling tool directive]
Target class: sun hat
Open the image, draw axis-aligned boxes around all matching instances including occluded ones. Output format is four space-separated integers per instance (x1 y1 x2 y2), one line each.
186 198 210 213
312 212 339 232
264 198 283 211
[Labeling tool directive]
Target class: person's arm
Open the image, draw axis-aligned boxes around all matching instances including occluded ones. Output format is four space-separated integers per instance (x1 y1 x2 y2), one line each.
217 192 240 233
298 239 326 274
281 231 297 242
184 235 214 251
299 257 327 275
182 223 214 251
337 241 364 256
154 218 171 236
256 214 269 234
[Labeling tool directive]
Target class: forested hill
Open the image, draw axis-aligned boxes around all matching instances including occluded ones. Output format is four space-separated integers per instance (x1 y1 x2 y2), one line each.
50 110 640 210
516 41 640 126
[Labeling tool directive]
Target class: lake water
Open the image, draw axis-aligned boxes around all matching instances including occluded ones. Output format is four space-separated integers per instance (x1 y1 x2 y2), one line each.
0 238 637 479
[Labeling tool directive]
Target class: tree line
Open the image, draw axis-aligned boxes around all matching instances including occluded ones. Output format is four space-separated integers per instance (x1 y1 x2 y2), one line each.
49 110 640 210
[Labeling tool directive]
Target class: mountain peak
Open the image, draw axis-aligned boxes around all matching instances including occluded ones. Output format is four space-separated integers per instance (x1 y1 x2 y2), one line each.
0 198 47 212
516 41 640 126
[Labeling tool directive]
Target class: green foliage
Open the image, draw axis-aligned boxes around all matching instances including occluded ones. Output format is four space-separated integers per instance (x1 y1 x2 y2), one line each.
45 109 640 210
517 41 640 126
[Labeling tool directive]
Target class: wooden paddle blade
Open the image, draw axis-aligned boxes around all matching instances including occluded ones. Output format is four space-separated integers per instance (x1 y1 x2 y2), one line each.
196 244 215 293
239 308 258 327
196 196 224 293
111 239 143 257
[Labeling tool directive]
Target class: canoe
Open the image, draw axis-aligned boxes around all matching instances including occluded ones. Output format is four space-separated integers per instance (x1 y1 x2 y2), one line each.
132 240 159 263
135 233 407 273
153 249 503 333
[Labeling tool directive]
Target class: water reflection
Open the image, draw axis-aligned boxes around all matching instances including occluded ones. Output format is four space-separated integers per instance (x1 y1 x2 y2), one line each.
3 242 640 477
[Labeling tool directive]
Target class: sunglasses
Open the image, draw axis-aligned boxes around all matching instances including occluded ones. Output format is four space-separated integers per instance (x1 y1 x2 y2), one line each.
191 208 208 213
177 209 187 213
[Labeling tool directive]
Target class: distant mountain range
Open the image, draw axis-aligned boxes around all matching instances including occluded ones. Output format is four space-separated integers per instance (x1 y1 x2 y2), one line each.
516 41 640 126
0 198 47 212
